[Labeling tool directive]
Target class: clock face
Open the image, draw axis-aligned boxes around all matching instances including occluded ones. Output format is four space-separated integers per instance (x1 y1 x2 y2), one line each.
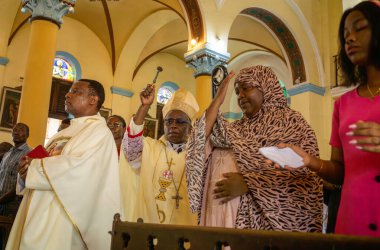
212 65 228 86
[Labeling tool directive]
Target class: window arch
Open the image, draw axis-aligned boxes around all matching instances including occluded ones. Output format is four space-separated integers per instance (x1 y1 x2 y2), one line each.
52 57 75 81
156 82 179 138
54 51 82 81
157 82 179 104
157 87 173 104
46 52 81 143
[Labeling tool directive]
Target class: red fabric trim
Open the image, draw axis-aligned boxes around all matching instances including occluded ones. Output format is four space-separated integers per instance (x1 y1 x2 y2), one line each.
371 1 380 8
127 126 144 138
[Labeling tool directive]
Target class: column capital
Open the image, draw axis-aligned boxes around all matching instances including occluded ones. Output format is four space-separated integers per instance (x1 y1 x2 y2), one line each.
0 57 9 65
185 43 230 78
22 0 76 27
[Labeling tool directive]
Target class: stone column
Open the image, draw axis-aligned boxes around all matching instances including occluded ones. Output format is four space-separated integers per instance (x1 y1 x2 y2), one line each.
18 0 75 147
185 44 229 114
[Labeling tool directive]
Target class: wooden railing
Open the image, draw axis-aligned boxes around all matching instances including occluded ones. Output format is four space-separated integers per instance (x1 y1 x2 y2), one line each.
110 214 380 250
0 215 14 249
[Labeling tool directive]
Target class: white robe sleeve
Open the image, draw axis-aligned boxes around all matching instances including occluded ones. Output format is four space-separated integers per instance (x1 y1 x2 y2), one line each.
25 159 51 190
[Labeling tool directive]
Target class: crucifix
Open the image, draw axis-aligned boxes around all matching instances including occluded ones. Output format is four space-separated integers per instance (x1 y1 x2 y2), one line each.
166 156 184 209
172 192 183 209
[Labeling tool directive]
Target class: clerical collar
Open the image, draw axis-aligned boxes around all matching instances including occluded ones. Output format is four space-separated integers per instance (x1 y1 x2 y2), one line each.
167 141 186 154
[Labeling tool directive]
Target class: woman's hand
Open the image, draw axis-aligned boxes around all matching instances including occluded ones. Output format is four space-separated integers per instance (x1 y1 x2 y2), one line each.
265 143 310 171
205 71 235 138
213 172 248 204
18 156 32 182
267 143 325 175
347 121 380 153
213 71 236 105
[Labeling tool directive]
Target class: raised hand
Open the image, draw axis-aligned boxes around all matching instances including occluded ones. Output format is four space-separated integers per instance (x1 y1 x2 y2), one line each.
134 84 156 125
214 71 236 105
205 71 236 138
140 84 155 106
347 121 380 153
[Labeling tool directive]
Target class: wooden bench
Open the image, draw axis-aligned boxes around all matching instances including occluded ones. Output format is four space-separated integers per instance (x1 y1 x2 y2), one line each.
110 214 380 250
0 216 14 249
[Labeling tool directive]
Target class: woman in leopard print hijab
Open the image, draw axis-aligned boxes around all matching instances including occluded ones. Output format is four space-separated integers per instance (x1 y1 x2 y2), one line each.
186 65 323 231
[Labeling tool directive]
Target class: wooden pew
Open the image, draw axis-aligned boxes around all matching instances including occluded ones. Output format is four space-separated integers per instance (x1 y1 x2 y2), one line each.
0 216 13 249
110 214 380 250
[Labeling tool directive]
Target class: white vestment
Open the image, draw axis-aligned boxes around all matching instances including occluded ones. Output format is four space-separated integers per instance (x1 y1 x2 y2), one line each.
6 114 121 250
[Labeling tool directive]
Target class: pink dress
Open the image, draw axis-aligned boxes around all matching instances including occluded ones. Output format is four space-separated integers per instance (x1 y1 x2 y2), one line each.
199 140 240 228
330 88 380 237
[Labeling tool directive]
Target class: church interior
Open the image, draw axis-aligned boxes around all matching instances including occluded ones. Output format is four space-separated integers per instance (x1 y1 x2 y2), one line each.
2 0 380 248
0 0 362 155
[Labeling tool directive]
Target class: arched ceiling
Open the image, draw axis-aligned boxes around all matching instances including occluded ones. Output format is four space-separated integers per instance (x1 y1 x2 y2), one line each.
240 7 306 83
8 0 186 73
4 0 318 85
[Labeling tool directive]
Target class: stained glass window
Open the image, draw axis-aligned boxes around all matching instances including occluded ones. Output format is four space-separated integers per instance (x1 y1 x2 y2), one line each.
157 87 173 104
52 58 75 81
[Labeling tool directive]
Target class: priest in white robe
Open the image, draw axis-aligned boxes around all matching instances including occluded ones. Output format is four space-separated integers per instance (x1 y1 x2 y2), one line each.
7 79 120 250
120 85 198 225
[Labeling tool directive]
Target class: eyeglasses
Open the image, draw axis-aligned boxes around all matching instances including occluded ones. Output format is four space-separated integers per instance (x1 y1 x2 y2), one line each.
164 118 190 126
107 122 123 129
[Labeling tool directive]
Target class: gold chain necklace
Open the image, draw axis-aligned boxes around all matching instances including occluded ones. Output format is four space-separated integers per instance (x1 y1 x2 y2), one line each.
163 144 186 209
154 141 186 223
366 83 380 98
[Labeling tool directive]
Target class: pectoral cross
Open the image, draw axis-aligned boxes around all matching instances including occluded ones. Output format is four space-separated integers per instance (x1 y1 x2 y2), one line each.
172 192 183 209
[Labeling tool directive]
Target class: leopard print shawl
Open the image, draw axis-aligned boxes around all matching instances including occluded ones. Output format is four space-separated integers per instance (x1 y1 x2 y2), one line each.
186 65 323 231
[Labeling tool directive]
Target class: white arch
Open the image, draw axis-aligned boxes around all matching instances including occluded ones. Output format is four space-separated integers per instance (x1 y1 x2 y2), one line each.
114 10 180 87
223 50 290 113
189 0 323 85
286 0 325 86
239 14 294 84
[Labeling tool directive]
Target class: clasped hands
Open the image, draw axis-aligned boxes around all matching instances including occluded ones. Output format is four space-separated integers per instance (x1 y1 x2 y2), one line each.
347 121 380 153
18 156 32 182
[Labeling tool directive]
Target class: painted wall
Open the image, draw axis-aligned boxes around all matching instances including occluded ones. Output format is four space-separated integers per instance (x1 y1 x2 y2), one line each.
291 0 342 87
56 17 114 109
114 10 180 87
198 0 324 85
112 52 195 123
136 18 187 66
0 17 115 143
290 91 334 159
229 15 284 58
0 0 21 88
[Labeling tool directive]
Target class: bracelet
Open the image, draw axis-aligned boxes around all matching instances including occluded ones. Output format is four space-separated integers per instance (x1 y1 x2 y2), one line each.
312 159 324 174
